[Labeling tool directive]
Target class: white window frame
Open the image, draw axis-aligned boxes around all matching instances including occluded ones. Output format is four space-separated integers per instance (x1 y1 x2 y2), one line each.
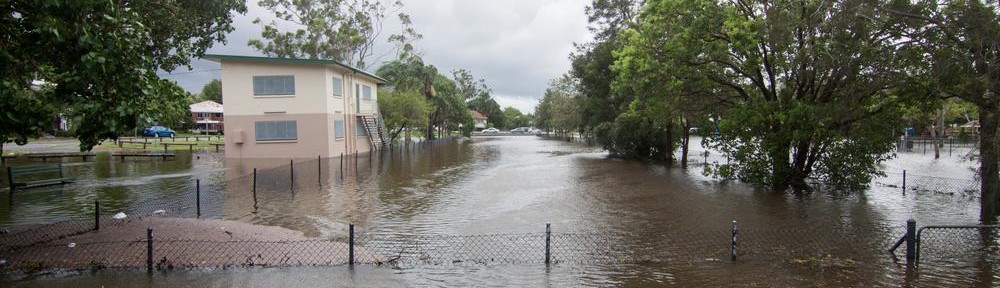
332 76 343 97
362 85 372 101
334 120 345 139
255 121 297 141
253 75 295 96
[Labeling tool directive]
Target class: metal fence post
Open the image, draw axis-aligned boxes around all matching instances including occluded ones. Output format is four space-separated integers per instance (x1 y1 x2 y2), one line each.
340 153 344 180
731 220 738 261
195 179 201 218
545 223 551 266
902 170 907 192
290 159 294 191
252 168 258 209
317 155 322 184
146 227 153 273
906 219 916 264
349 223 355 266
94 200 100 231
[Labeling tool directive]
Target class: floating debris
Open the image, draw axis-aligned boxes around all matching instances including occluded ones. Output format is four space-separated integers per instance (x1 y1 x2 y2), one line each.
113 212 127 220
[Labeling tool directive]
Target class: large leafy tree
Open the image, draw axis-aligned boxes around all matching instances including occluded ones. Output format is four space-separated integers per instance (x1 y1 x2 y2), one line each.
0 0 245 150
249 0 418 70
377 88 429 142
536 75 583 136
632 0 914 191
199 79 223 104
884 0 1000 221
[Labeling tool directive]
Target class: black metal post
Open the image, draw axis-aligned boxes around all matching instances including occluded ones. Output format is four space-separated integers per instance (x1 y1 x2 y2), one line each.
704 151 708 164
290 159 294 191
94 200 100 230
545 223 551 266
318 155 322 184
340 153 344 180
349 223 355 266
195 179 201 218
731 220 738 261
905 219 916 264
252 168 258 209
902 170 907 192
146 227 153 273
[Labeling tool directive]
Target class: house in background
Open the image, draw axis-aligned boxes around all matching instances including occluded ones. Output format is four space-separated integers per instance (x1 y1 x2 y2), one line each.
204 54 388 159
471 110 488 130
190 100 224 134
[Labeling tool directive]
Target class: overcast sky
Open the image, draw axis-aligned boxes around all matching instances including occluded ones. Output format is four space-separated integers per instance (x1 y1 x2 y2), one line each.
161 0 593 113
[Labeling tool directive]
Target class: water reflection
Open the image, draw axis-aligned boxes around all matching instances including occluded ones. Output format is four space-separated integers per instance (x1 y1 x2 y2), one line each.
2 137 997 286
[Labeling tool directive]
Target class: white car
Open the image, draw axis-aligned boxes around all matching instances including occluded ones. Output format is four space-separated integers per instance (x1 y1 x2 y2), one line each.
482 128 500 134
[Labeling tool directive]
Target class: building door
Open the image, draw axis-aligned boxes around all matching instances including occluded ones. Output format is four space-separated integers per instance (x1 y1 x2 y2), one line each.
355 83 361 113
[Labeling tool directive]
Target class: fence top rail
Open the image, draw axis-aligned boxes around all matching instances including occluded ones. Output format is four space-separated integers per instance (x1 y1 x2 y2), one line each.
917 225 1000 237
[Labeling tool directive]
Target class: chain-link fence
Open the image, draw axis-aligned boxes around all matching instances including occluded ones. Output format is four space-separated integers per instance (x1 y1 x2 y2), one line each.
874 171 980 195
0 146 996 278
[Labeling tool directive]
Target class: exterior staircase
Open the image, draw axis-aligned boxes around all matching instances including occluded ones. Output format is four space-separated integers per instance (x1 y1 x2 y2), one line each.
360 114 388 150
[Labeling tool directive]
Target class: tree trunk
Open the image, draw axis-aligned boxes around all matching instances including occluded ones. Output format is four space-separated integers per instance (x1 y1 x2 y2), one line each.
770 141 793 192
681 117 690 169
979 105 999 223
665 120 674 167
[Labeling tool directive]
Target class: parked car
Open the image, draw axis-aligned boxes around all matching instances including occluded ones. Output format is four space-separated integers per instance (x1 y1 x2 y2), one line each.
482 128 500 134
142 126 175 137
510 127 531 134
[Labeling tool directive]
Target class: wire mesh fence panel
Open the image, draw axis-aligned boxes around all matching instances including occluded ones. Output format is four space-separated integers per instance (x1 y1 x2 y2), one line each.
918 227 1000 265
153 239 356 268
874 172 980 196
0 219 96 252
358 233 546 266
0 241 146 271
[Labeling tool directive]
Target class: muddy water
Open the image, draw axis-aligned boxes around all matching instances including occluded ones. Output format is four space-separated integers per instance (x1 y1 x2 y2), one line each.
2 136 996 286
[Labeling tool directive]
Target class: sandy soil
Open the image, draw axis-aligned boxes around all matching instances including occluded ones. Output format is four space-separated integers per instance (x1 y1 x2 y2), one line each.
0 217 383 271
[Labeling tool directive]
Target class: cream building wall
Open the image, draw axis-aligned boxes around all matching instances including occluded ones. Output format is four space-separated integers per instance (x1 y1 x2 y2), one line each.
216 57 381 159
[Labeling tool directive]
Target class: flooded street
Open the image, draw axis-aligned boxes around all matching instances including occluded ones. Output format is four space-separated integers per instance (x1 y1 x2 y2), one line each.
2 136 996 287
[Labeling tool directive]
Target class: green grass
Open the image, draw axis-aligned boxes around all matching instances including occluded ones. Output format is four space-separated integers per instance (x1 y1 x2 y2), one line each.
101 140 224 152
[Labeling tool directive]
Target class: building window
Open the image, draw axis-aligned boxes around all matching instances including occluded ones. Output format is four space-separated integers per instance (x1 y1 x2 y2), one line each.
253 75 295 96
255 121 297 141
356 118 367 136
362 85 372 101
334 120 345 138
332 76 343 97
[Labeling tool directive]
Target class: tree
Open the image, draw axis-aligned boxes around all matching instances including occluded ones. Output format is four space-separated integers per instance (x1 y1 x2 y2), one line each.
503 107 529 129
536 75 582 136
884 0 1000 221
0 0 245 150
632 0 914 191
249 0 419 70
467 94 504 129
199 79 223 103
377 88 429 142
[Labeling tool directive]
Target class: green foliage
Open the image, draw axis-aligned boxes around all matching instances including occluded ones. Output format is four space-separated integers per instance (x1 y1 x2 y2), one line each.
0 0 245 150
199 79 223 104
377 88 429 142
535 75 582 135
249 0 419 69
503 107 529 129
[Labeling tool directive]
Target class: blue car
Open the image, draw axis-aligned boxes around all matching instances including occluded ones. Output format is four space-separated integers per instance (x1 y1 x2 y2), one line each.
142 126 175 137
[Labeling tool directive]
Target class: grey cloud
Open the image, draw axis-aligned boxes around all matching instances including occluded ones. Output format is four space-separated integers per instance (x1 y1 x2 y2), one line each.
169 0 592 112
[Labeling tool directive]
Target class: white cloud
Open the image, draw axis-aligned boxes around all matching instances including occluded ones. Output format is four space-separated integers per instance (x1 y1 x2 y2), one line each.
170 0 592 110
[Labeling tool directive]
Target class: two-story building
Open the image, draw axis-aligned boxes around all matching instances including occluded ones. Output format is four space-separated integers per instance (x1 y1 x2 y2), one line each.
189 100 224 134
204 54 387 159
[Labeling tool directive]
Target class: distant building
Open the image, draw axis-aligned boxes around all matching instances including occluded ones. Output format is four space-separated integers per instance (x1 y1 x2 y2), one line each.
190 100 224 134
204 54 387 159
471 110 488 130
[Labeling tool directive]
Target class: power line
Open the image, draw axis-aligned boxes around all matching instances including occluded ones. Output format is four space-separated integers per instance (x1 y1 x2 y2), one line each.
157 68 222 76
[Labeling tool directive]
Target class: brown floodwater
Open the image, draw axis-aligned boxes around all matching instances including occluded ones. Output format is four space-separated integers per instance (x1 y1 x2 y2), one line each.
1 136 997 287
